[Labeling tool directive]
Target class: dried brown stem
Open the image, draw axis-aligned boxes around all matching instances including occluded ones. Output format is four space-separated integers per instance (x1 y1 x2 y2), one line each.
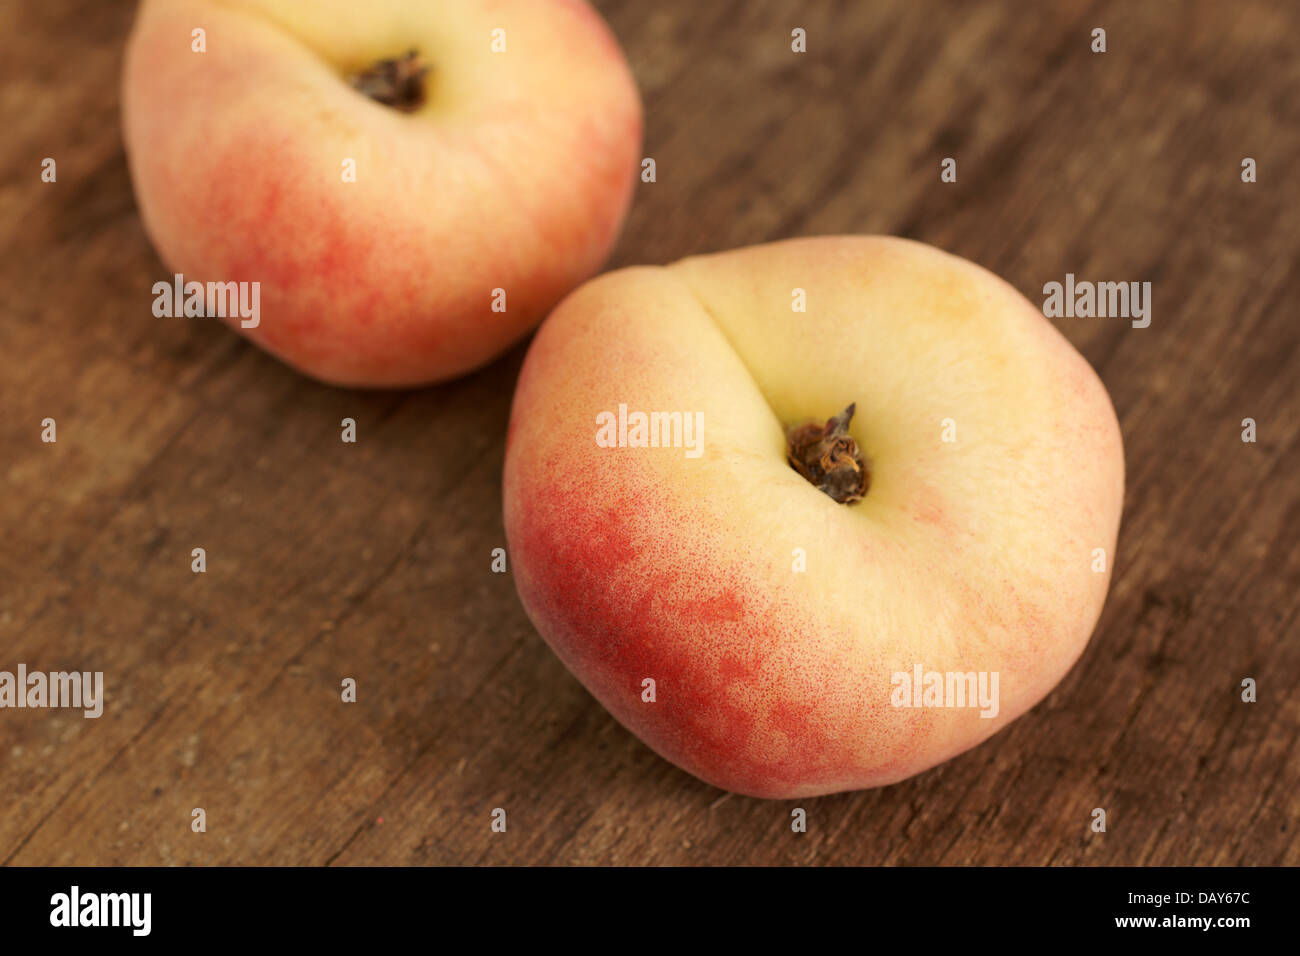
350 50 429 112
785 403 869 504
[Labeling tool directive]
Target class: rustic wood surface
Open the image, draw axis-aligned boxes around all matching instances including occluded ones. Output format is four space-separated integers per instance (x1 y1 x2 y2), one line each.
2 0 1297 866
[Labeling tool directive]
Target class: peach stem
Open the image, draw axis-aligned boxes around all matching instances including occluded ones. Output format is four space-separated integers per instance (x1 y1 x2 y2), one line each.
785 403 869 503
349 50 429 112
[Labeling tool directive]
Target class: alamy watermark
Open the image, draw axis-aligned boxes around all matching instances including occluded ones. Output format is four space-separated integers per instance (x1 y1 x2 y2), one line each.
153 273 260 328
50 886 150 936
1042 273 1150 328
595 403 703 459
0 664 103 718
891 664 999 718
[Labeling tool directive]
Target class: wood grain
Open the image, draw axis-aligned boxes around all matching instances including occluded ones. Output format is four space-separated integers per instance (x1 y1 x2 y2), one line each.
1 0 1297 865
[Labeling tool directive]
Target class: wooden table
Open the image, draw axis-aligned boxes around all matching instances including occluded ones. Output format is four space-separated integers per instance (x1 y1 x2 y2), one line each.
2 0 1297 866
